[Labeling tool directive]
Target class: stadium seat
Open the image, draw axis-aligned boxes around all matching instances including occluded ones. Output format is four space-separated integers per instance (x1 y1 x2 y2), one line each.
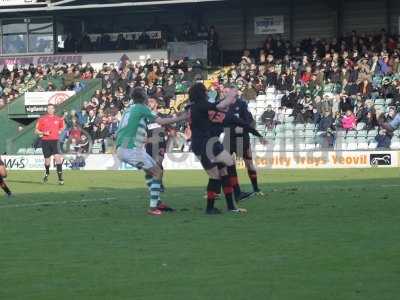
285 143 294 151
305 124 316 130
265 131 275 138
25 148 35 155
346 130 357 137
284 130 294 137
256 95 267 102
273 144 281 152
357 141 369 149
305 144 316 150
295 130 305 138
368 142 378 149
356 122 366 131
255 144 267 152
385 98 393 105
357 130 367 138
17 148 27 155
304 130 315 137
284 116 295 124
35 148 43 155
346 143 358 150
367 130 378 137
390 141 400 149
304 137 315 144
374 99 385 105
275 124 284 132
295 123 305 130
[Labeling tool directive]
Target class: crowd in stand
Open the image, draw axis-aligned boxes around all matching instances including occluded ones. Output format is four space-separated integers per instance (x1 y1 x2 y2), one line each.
3 28 400 153
60 59 204 154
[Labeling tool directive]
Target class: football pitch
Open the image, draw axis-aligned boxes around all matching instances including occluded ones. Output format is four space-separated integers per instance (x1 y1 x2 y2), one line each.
1 168 399 300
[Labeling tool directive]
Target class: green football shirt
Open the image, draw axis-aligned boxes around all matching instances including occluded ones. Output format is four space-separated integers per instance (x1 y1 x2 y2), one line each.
116 104 156 149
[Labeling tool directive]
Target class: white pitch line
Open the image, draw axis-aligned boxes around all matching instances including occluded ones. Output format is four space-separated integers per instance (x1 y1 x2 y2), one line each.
380 184 400 188
0 197 117 209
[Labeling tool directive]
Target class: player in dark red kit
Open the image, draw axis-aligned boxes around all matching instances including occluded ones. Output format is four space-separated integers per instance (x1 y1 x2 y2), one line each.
225 96 263 197
35 104 65 185
0 156 12 197
189 83 242 214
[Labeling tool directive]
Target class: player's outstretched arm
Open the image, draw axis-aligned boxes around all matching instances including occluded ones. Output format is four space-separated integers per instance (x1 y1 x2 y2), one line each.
155 111 189 126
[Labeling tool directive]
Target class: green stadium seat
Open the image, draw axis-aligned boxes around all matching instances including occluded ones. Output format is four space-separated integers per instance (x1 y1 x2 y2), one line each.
25 148 35 155
357 130 367 138
17 148 26 155
356 122 366 131
367 130 378 137
304 130 314 137
305 123 316 130
265 131 275 138
374 99 385 105
368 142 378 149
346 130 357 137
284 123 294 130
385 98 393 105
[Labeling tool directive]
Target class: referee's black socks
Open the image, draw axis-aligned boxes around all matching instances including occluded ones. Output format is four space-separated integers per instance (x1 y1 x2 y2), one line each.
45 164 50 175
0 176 11 196
56 164 63 181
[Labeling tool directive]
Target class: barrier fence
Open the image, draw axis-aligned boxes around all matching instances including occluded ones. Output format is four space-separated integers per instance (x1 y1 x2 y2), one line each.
2 150 399 171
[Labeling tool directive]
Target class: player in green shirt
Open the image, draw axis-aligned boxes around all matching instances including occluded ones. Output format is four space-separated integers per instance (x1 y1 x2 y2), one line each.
116 87 187 216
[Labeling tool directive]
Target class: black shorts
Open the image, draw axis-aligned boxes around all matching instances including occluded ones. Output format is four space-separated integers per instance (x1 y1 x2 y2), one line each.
226 135 252 160
192 137 224 170
42 140 60 158
146 142 166 160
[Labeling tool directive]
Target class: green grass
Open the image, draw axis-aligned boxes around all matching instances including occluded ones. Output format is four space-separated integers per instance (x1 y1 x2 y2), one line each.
1 168 400 300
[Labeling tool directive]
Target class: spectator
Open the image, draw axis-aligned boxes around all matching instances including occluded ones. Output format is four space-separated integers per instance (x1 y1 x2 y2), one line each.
375 129 392 149
341 110 357 130
260 105 275 129
318 111 334 132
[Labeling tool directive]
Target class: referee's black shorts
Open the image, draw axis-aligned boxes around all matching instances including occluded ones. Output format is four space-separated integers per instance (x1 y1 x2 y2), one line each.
42 140 60 158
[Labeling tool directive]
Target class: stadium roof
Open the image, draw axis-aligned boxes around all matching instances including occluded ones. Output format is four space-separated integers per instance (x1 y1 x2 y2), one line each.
0 0 226 13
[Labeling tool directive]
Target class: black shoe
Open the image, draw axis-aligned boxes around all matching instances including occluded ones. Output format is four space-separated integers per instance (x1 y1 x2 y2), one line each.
236 191 254 202
206 207 222 215
6 192 13 198
43 174 49 183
